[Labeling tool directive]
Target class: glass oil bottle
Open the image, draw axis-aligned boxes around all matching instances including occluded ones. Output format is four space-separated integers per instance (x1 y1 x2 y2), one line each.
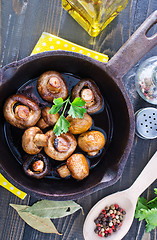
62 0 129 37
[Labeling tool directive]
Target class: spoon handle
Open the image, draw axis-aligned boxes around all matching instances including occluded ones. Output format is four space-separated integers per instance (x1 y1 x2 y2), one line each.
129 151 157 199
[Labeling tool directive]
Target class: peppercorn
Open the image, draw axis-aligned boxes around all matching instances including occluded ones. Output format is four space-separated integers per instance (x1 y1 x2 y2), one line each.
94 219 99 224
122 210 126 215
114 204 119 209
119 215 123 221
94 204 126 238
108 228 113 234
94 228 99 234
109 222 113 227
109 209 113 214
110 205 115 210
108 216 112 221
102 232 105 237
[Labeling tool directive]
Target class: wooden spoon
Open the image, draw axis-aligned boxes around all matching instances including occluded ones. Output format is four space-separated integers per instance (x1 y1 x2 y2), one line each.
83 151 157 240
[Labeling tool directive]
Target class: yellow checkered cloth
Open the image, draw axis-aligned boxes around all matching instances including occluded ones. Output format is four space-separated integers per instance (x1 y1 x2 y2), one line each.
31 32 109 62
0 174 27 199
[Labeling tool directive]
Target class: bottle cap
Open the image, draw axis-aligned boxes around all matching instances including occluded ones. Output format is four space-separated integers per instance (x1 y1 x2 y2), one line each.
135 107 157 139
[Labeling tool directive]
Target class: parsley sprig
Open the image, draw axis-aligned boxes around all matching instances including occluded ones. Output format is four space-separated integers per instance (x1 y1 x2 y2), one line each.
48 96 86 136
135 188 157 232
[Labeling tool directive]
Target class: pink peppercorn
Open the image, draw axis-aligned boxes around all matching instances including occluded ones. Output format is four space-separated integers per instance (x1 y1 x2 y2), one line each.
111 214 115 218
115 204 119 209
98 232 102 237
101 210 106 214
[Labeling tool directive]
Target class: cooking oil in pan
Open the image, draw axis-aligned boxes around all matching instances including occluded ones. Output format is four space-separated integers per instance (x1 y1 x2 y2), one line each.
62 0 129 37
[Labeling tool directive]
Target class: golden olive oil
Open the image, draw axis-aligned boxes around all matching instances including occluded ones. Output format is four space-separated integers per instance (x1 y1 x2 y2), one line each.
62 0 129 37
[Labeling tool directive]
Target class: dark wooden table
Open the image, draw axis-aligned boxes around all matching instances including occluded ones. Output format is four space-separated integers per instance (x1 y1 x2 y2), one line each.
0 0 157 239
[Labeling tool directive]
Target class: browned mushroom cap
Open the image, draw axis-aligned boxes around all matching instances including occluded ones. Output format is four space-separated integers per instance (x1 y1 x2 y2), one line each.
37 71 68 102
23 153 49 179
44 130 77 161
72 79 103 114
66 113 92 134
3 94 41 129
78 131 105 156
22 127 48 154
66 154 89 180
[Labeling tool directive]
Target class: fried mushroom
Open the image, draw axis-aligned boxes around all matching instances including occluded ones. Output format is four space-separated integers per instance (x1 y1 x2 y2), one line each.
66 113 92 134
37 107 59 129
66 154 89 180
44 130 77 161
37 117 49 129
22 127 48 154
37 71 68 102
78 130 105 156
3 94 41 129
57 165 71 178
72 79 103 114
23 153 49 179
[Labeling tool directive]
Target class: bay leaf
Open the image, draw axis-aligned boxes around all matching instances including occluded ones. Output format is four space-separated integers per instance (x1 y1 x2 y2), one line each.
10 204 62 235
22 200 84 219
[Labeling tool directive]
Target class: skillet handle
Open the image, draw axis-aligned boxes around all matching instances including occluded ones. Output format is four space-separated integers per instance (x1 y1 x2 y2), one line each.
107 10 157 79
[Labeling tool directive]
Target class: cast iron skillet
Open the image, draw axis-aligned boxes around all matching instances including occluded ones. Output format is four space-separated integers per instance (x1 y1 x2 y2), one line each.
0 11 157 200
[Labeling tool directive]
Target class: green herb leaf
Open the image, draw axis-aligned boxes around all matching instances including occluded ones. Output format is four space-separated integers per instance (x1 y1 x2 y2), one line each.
49 96 86 136
10 204 62 235
71 97 86 107
148 197 157 209
146 222 156 232
68 105 86 119
154 188 157 195
22 200 84 219
135 197 149 220
48 97 64 115
141 208 157 232
68 97 86 119
53 116 70 136
135 189 157 233
53 98 64 105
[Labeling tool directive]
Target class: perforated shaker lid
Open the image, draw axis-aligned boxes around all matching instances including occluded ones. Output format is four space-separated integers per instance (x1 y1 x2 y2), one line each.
135 107 157 139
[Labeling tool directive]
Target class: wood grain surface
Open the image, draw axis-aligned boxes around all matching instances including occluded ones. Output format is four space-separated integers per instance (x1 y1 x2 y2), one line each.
0 0 157 239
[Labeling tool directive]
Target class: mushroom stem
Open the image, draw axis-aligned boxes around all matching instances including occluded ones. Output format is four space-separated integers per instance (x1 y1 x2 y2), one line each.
81 88 94 102
87 150 99 156
32 160 44 172
48 76 61 93
15 105 30 120
57 165 71 178
34 134 48 147
37 117 49 129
